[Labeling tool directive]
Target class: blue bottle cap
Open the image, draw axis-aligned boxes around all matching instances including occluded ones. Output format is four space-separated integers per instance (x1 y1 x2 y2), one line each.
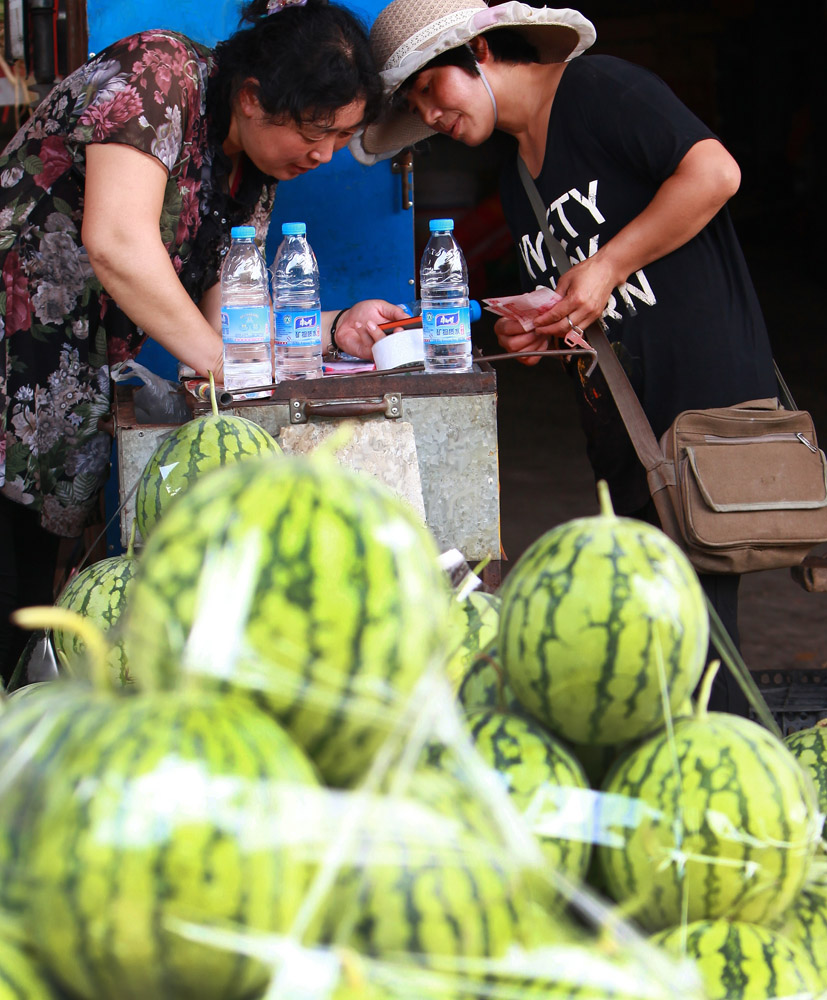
469 299 482 323
282 222 307 235
429 218 454 232
231 226 256 239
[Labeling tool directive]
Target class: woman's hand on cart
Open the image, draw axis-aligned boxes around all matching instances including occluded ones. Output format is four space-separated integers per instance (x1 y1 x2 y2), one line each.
328 300 411 359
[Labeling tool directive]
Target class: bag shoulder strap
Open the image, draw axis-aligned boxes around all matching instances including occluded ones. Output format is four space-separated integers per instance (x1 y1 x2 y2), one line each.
517 157 572 276
518 157 794 414
517 157 682 538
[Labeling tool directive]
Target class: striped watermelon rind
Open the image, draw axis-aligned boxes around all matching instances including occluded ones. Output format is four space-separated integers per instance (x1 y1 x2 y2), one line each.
597 711 821 931
0 682 114 913
464 708 593 890
445 591 501 691
457 644 523 715
652 920 823 1000
312 767 550 960
776 880 827 982
497 509 708 746
324 933 703 1000
0 937 61 999
134 410 281 540
122 454 454 787
21 692 319 1000
570 697 693 790
54 553 138 685
784 721 827 823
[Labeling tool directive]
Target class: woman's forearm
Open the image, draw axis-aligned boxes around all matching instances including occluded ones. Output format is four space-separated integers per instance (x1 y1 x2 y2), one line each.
83 143 224 378
596 138 741 286
87 236 225 376
536 138 742 336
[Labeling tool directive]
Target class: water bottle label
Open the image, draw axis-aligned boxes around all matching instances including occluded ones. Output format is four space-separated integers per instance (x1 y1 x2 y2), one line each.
221 306 272 345
422 306 471 346
275 308 322 347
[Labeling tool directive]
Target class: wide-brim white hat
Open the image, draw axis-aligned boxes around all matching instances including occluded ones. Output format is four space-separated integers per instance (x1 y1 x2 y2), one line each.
350 0 595 164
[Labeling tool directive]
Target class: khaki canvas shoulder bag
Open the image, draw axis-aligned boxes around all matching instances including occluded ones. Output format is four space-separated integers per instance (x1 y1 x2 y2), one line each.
518 157 827 573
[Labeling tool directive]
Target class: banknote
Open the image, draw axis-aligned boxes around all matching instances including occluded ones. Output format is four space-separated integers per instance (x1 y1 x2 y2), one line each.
482 288 563 331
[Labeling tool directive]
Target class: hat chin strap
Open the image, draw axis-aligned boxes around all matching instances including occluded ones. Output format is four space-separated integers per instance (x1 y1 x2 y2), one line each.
474 60 498 126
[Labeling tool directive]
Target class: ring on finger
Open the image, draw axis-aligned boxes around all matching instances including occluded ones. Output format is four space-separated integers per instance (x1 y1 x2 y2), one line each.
567 315 584 336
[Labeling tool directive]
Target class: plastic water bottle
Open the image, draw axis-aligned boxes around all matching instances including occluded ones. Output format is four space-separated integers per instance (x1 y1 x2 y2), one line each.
396 299 482 324
420 219 472 373
220 226 273 399
271 222 322 380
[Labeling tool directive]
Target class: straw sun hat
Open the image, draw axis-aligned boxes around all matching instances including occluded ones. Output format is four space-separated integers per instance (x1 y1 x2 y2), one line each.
350 0 595 164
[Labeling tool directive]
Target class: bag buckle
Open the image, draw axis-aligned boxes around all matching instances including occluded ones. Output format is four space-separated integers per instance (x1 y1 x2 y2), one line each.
796 432 819 454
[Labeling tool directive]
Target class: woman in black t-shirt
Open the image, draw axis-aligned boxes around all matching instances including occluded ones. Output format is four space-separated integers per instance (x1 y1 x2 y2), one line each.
353 0 778 715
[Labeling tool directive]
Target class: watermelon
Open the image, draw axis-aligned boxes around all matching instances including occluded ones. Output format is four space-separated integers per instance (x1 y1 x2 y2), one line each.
596 699 821 931
53 527 138 685
18 691 319 1000
121 454 454 787
312 766 552 960
652 920 823 1000
456 644 522 715
319 936 704 1000
0 681 106 913
445 591 501 691
571 697 694 790
134 381 281 540
776 879 827 983
497 483 708 746
0 937 61 999
784 720 827 827
462 709 593 891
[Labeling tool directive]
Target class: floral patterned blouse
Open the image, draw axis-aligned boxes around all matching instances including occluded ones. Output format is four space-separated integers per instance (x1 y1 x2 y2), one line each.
0 31 275 536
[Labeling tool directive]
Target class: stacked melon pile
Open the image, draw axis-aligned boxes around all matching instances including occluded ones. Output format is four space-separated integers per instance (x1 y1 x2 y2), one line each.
0 389 824 1000
451 482 827 1000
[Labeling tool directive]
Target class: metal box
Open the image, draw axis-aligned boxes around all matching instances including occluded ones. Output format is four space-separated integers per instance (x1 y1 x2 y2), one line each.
114 364 501 577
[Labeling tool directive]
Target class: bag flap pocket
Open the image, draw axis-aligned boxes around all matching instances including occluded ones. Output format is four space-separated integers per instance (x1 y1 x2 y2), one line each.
685 439 827 512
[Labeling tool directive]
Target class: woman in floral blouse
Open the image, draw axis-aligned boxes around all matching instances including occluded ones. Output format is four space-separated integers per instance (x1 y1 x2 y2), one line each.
0 0 406 678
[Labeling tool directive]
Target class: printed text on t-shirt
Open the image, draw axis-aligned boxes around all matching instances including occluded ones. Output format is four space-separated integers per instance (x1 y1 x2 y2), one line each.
518 180 657 322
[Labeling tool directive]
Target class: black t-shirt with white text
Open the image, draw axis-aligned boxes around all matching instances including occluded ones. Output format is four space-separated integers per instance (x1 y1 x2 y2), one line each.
499 54 776 513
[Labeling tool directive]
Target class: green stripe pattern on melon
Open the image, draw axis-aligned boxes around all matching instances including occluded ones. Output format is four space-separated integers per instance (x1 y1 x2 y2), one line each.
464 709 592 890
777 881 827 983
457 645 522 715
54 551 137 685
784 721 827 825
497 491 708 746
321 929 704 1000
314 768 548 960
597 710 820 931
134 402 280 541
21 692 318 1000
652 919 823 1000
0 938 61 1000
446 592 501 692
123 455 453 787
0 684 112 914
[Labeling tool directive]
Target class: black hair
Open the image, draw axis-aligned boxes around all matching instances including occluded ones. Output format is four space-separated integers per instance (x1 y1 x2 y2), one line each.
210 0 382 138
391 27 539 114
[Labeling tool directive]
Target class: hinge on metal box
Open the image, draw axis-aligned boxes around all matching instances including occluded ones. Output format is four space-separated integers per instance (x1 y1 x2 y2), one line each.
289 393 402 423
391 150 414 210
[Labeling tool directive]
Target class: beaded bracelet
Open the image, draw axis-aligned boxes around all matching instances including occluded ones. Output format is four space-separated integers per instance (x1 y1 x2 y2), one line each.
328 308 348 357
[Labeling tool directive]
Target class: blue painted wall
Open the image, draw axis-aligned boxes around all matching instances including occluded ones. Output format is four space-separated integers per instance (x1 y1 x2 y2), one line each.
87 1 243 52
